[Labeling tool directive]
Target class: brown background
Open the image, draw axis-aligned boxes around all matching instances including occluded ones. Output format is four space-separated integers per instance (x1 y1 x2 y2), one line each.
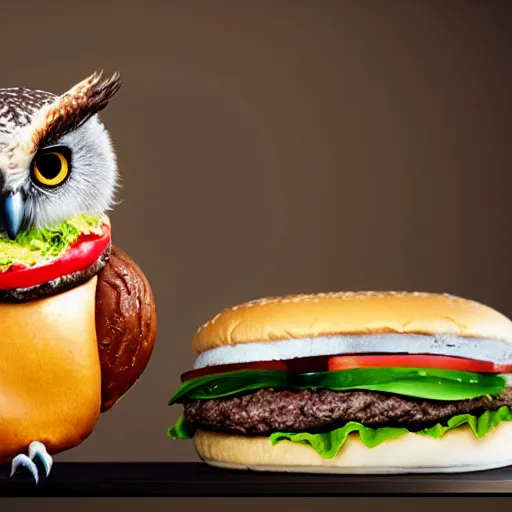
3 0 512 509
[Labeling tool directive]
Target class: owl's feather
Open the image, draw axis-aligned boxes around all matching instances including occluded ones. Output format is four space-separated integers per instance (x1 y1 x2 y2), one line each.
29 71 122 153
0 88 55 136
0 72 122 231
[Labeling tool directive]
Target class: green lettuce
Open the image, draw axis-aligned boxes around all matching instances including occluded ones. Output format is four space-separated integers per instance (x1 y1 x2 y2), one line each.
270 406 512 458
169 368 507 403
168 406 512 459
168 416 197 440
0 213 104 271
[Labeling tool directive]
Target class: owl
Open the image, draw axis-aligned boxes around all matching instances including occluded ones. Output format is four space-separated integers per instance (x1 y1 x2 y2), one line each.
0 72 157 484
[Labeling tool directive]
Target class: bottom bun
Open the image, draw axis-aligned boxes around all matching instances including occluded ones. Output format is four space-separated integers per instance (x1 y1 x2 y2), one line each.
193 422 512 474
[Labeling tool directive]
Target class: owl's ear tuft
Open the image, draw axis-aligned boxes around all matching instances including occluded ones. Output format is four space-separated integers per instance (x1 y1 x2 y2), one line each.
80 70 123 114
29 71 123 152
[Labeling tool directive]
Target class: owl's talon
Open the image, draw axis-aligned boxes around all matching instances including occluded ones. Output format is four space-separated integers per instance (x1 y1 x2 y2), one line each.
9 441 53 484
10 454 39 483
29 441 53 477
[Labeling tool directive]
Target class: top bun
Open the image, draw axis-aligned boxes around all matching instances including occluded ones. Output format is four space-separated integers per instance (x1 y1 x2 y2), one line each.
192 291 512 356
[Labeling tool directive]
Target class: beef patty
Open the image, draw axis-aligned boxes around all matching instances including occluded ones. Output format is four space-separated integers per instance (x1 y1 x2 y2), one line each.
183 387 512 436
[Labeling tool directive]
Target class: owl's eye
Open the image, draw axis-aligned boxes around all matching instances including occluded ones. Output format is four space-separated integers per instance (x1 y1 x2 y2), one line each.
31 147 71 187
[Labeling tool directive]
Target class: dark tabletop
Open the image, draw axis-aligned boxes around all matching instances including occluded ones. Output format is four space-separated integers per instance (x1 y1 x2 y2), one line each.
2 462 512 497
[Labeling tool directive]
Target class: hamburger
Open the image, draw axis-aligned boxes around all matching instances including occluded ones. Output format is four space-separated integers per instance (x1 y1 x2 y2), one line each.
0 212 157 476
167 291 512 474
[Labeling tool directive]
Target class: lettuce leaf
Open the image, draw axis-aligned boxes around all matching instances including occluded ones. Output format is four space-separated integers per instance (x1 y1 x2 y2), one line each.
169 368 507 404
270 406 512 459
167 406 512 459
0 214 103 271
167 416 197 440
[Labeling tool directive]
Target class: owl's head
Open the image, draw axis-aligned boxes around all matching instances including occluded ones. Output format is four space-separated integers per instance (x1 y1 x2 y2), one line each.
0 72 122 239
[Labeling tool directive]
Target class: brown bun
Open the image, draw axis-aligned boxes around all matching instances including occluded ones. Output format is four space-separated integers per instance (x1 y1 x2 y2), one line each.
0 277 101 464
193 423 512 474
193 291 512 355
95 245 158 412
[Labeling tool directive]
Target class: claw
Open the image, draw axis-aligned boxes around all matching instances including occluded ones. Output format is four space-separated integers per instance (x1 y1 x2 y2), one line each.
9 441 53 484
29 441 53 477
10 454 39 484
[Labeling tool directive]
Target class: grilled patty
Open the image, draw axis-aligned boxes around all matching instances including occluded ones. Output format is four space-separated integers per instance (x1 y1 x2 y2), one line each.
183 387 512 436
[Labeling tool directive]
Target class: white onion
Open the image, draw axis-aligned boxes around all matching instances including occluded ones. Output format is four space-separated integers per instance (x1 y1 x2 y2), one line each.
193 333 512 369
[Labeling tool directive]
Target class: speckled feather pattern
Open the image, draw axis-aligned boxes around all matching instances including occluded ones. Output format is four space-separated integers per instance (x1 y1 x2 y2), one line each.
0 88 55 137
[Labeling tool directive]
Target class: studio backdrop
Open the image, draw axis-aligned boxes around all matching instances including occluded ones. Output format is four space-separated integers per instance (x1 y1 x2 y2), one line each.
1 0 509 464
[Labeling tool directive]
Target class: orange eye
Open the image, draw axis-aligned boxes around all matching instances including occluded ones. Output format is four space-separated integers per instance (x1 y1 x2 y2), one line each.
32 150 70 187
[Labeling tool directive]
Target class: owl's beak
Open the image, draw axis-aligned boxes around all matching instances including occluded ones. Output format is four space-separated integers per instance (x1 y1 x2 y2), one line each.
1 191 25 240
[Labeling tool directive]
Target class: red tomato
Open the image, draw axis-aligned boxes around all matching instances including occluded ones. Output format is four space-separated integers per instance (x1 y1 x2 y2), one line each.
327 354 512 374
181 360 289 382
181 353 512 382
0 224 111 290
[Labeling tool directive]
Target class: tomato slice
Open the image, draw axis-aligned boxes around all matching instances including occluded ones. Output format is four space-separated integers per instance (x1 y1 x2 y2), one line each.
181 353 512 383
0 224 111 290
181 360 289 382
328 354 512 374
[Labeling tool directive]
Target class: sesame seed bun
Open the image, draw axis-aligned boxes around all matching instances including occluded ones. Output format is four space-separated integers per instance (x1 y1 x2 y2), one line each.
192 291 512 369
